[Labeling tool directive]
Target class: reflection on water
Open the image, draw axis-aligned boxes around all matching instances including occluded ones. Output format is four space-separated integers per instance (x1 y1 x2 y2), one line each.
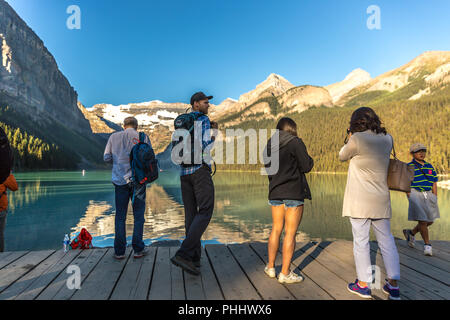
4 171 450 251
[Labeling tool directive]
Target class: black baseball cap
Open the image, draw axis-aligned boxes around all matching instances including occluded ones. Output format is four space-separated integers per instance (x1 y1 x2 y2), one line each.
190 92 213 106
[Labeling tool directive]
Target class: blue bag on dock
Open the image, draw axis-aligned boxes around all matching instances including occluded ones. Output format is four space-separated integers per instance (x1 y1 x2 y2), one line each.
130 132 159 185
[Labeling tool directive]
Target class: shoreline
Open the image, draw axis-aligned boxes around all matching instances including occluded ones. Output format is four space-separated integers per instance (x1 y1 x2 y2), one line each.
12 168 450 177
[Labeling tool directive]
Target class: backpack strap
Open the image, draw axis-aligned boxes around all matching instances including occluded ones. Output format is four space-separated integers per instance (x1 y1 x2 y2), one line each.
413 161 433 183
139 132 145 143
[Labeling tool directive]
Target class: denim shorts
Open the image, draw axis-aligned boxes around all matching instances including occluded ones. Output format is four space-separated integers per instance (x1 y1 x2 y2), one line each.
268 200 304 208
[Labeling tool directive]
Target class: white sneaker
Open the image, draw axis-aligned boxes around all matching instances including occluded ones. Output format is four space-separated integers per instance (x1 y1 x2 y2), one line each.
278 271 304 284
264 266 276 278
424 244 433 256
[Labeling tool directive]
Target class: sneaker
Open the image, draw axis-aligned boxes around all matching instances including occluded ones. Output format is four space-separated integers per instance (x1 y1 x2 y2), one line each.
193 260 201 268
264 266 276 278
278 271 304 284
382 280 401 300
424 244 433 256
403 229 415 248
134 247 149 259
170 255 200 276
114 254 126 260
347 279 372 299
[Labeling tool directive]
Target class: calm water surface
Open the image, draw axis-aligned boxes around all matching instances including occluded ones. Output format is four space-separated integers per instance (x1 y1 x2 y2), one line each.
4 170 449 251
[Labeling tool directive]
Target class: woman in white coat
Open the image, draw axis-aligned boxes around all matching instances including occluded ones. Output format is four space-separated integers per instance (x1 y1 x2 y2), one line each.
339 107 401 300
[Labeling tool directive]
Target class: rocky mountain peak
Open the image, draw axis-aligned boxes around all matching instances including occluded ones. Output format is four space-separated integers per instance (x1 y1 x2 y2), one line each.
0 0 92 134
343 68 372 82
238 73 294 106
325 68 372 104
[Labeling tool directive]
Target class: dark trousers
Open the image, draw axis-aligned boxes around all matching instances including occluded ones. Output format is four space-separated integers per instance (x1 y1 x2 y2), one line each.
114 182 146 255
176 166 215 261
0 211 6 252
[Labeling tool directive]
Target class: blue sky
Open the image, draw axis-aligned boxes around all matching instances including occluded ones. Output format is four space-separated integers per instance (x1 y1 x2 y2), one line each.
6 0 450 107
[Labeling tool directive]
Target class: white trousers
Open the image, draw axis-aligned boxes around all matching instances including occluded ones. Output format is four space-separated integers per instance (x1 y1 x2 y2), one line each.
350 218 400 283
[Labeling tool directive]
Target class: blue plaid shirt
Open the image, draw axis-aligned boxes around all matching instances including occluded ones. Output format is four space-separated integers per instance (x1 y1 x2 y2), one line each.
180 112 214 176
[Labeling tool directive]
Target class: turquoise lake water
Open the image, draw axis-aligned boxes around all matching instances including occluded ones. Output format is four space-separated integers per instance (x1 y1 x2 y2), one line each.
3 170 449 251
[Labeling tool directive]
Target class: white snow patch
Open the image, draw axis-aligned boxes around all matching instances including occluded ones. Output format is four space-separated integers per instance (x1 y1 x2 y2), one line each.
120 104 131 111
135 114 160 126
102 104 133 124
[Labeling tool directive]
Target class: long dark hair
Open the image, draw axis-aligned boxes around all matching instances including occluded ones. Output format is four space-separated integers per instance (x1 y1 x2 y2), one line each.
276 117 298 137
349 107 387 135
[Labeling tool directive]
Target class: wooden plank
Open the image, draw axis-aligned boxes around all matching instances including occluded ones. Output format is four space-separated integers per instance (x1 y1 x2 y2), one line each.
205 244 261 300
424 241 450 253
228 243 295 300
184 268 205 300
408 239 450 255
198 247 223 300
0 252 13 264
373 243 449 286
0 250 54 294
316 241 431 300
367 242 450 300
394 239 450 272
148 247 172 300
71 248 132 300
301 241 388 300
250 242 333 300
110 247 157 300
170 247 185 300
0 251 29 270
288 241 364 300
395 238 450 262
36 248 106 300
0 250 65 300
14 250 82 300
181 247 207 300
336 240 447 300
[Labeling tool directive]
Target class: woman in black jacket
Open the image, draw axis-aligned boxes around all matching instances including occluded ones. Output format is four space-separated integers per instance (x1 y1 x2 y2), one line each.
263 117 314 284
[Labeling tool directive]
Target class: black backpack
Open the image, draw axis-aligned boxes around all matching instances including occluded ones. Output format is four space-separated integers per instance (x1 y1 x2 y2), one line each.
130 132 159 185
172 112 205 167
0 127 12 184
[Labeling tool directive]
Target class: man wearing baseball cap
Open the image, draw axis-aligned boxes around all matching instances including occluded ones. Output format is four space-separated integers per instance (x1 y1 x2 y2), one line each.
170 92 218 275
403 143 440 256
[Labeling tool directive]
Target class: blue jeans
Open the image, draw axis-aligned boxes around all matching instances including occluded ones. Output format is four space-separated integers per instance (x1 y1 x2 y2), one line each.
114 183 146 255
268 200 304 208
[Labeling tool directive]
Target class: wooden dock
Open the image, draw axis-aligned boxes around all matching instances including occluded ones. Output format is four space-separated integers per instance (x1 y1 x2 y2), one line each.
0 239 448 300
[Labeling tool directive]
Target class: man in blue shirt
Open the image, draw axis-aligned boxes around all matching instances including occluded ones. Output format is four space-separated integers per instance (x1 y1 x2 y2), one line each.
171 92 218 275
